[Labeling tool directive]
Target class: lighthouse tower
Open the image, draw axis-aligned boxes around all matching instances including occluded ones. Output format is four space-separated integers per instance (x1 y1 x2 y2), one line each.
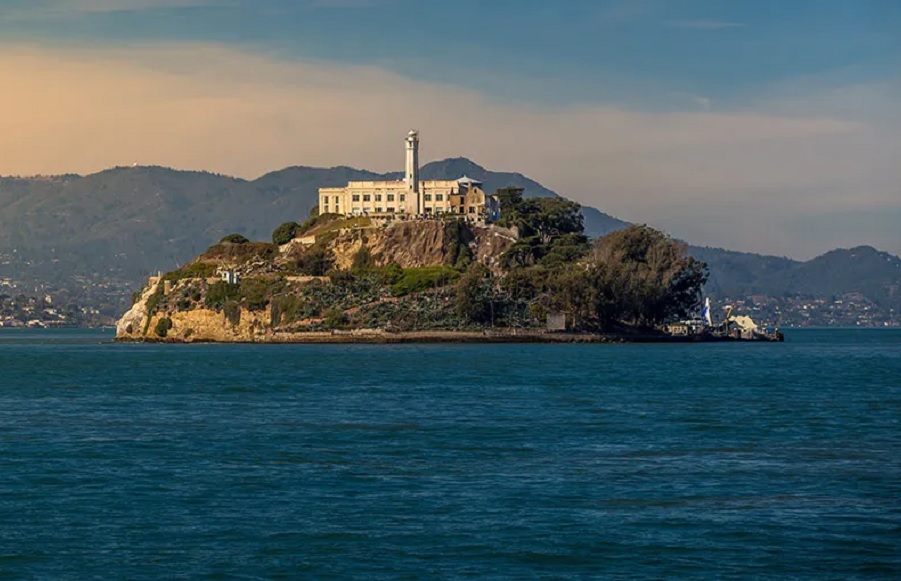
404 129 420 213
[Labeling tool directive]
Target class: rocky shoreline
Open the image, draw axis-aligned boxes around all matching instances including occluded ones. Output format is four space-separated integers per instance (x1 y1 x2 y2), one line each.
114 328 763 344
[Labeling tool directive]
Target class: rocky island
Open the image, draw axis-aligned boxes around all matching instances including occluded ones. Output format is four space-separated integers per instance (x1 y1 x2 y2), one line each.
116 130 710 343
116 193 709 343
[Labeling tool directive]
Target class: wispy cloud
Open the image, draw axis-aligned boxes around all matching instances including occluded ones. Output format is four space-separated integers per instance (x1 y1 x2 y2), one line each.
3 0 231 18
307 0 386 7
669 19 743 30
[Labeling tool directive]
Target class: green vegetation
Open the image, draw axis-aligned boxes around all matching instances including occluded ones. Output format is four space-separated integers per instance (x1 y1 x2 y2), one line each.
390 266 460 297
487 194 709 331
163 261 218 281
351 246 375 273
204 281 240 310
324 308 348 329
220 233 250 244
294 246 334 276
295 212 346 237
444 220 474 269
154 317 172 337
271 221 299 245
201 241 277 262
455 264 493 324
223 301 241 326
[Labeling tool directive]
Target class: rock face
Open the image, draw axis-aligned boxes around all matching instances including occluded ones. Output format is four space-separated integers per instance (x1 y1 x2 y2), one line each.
115 218 518 342
115 279 160 337
329 221 515 272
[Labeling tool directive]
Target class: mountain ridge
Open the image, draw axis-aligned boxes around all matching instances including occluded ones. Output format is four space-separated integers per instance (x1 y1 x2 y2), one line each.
0 159 898 322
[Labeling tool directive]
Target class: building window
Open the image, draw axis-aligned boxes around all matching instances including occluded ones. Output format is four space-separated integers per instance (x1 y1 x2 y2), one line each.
352 194 360 202
424 194 432 201
386 207 395 213
375 194 382 202
363 194 371 202
334 196 340 204
400 194 406 202
425 207 432 213
468 207 476 213
436 194 443 201
387 194 395 202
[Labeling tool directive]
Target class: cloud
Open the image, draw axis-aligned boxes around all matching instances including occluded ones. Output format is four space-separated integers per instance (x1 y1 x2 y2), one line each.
307 0 387 7
71 0 225 10
1 0 231 18
0 42 897 259
669 20 743 30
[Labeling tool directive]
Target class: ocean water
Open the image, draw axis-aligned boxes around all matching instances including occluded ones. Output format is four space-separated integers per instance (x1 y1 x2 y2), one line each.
0 329 899 579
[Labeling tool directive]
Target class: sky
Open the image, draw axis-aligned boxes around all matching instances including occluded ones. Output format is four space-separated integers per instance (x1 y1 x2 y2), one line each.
0 0 898 259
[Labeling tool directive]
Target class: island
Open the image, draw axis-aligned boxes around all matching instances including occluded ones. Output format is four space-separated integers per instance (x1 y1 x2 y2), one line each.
116 130 774 344
115 192 721 343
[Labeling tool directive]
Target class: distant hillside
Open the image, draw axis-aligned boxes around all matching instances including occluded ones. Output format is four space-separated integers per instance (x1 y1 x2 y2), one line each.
691 244 901 310
0 160 898 322
0 158 626 289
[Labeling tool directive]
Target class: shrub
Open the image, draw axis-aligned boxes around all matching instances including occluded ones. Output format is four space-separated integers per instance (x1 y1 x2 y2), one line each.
220 233 250 244
376 262 403 286
270 295 304 326
223 301 241 326
391 266 460 297
351 246 374 273
444 220 474 269
272 221 299 245
294 247 334 276
324 308 348 329
328 270 356 286
205 281 240 310
154 317 172 337
164 262 218 281
239 277 284 311
201 242 277 262
455 264 493 324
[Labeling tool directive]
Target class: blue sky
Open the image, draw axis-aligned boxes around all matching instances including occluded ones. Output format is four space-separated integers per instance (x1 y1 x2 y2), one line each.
0 0 899 258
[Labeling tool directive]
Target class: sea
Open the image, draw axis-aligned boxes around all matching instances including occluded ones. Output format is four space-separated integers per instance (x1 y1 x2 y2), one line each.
0 328 899 579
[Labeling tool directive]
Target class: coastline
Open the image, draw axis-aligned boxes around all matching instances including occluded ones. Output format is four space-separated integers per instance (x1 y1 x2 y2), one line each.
114 329 770 344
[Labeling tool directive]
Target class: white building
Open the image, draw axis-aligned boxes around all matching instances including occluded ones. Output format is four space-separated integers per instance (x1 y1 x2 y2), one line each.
318 130 500 221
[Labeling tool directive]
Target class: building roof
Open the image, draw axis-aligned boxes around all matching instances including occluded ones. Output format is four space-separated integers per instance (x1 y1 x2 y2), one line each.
456 175 483 186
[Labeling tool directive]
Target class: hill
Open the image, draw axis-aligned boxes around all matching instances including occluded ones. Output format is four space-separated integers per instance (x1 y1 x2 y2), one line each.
0 159 625 295
0 160 898 325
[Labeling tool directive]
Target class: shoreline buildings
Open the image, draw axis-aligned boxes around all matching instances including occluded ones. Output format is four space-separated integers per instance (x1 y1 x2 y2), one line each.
318 130 500 221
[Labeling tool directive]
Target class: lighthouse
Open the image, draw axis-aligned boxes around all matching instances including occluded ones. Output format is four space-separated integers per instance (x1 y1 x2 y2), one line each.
404 129 420 213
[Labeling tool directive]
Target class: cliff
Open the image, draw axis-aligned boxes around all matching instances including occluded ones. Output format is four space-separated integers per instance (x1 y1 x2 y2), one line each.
116 218 518 343
116 203 717 342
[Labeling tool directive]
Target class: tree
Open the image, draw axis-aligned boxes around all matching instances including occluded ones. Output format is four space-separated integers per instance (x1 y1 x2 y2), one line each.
295 246 334 276
515 197 583 242
220 233 249 244
455 264 494 324
272 221 299 245
351 246 374 273
494 186 524 227
587 225 708 327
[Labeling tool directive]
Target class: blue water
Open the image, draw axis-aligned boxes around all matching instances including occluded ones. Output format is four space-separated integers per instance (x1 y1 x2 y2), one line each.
1 329 899 579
